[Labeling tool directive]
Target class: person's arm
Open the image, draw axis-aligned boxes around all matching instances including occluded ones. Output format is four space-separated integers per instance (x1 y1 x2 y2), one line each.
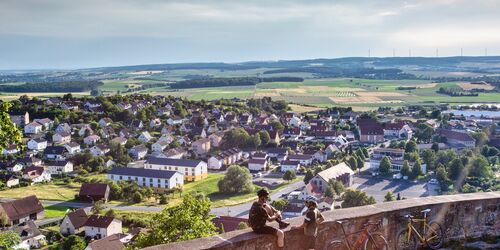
261 206 277 222
317 212 325 224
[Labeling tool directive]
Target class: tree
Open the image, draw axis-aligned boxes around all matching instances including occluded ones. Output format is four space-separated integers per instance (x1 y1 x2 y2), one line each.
347 157 358 171
469 156 493 179
271 199 288 211
237 221 249 230
133 193 217 247
304 169 314 184
109 142 132 166
325 186 334 198
217 165 254 194
400 160 410 177
342 189 376 208
379 156 392 176
436 165 450 191
328 179 345 196
258 131 270 146
461 183 479 193
410 161 423 180
421 149 436 171
405 140 417 153
248 134 261 149
415 123 434 142
361 147 369 158
0 230 21 250
384 191 395 202
91 200 104 215
62 235 86 250
431 142 440 152
132 191 143 203
0 102 22 153
471 131 488 147
448 158 466 181
159 194 169 205
283 170 296 182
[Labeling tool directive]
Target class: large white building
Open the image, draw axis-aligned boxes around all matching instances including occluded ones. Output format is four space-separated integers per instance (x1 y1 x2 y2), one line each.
107 167 184 191
144 157 207 181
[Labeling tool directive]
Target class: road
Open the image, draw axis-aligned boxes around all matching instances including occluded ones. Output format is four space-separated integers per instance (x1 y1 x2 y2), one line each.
211 180 305 218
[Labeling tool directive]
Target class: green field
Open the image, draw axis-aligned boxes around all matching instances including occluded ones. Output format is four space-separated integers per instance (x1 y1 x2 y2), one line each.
44 205 71 218
0 183 80 201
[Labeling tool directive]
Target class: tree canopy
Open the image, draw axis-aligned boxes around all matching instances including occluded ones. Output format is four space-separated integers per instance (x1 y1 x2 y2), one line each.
342 189 376 208
217 165 254 194
0 102 22 152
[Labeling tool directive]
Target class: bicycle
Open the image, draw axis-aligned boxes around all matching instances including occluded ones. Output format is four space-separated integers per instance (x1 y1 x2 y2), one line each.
396 208 444 250
325 220 389 250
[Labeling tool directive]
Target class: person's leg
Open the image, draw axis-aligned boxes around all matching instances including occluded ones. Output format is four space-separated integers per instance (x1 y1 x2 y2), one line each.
254 226 284 248
276 229 284 248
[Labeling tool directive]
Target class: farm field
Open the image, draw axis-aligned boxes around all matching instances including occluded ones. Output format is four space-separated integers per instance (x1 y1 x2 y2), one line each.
0 182 80 201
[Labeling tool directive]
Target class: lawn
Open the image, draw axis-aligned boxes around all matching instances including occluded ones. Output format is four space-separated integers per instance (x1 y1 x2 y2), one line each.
0 182 80 201
44 205 71 218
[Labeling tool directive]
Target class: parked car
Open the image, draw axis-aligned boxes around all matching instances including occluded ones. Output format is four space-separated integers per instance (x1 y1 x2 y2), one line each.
428 179 439 185
393 173 402 179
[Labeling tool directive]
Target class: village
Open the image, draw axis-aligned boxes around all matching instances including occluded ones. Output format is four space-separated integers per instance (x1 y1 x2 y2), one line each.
0 94 498 249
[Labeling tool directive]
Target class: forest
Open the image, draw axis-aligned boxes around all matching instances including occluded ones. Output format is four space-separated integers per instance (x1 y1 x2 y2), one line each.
0 81 103 92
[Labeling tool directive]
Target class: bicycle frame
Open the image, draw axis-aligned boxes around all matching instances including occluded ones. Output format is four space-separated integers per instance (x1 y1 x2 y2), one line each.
337 222 378 250
405 215 437 243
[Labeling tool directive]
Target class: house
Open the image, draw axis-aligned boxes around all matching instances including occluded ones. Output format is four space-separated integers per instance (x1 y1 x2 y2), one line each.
1 161 23 172
358 118 384 144
12 220 46 249
309 162 354 192
137 131 153 143
167 116 184 125
252 152 268 160
280 160 300 173
239 113 253 125
84 135 101 145
208 148 243 170
304 149 328 162
268 130 281 145
100 127 116 139
44 146 67 160
111 137 128 146
60 208 89 235
288 116 302 127
108 167 184 191
64 142 81 155
0 195 44 226
84 101 101 109
209 131 225 148
437 129 476 149
60 101 79 110
84 215 122 239
129 145 148 160
24 122 43 134
90 145 110 157
0 174 20 187
27 138 47 151
266 148 288 161
47 160 74 175
78 125 94 137
3 144 20 155
130 119 143 129
164 148 186 159
150 118 162 128
192 138 211 155
53 131 72 144
99 118 113 127
369 148 416 173
144 157 208 181
288 154 314 166
152 140 169 152
10 112 30 127
248 159 267 172
19 157 42 167
158 134 174 143
55 123 72 134
85 233 126 250
22 166 51 184
384 121 413 139
283 127 302 140
33 118 53 130
79 183 110 203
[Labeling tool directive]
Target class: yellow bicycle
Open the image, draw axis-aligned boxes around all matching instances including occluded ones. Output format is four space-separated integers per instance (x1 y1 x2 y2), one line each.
395 209 444 250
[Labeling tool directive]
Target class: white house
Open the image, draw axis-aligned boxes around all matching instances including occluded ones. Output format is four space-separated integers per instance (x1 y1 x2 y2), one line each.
27 138 47 151
64 142 81 155
60 208 88 235
129 145 148 160
84 215 122 239
98 118 113 127
84 135 100 145
287 154 314 166
280 160 300 173
22 166 51 184
248 159 267 172
137 131 153 143
53 131 71 144
152 140 169 152
309 162 354 191
144 157 207 181
47 160 74 175
90 145 110 157
288 117 302 127
108 167 184 190
24 122 43 134
55 123 72 134
33 118 53 130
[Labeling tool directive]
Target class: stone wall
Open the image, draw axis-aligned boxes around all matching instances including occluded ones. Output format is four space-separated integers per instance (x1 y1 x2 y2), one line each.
146 192 500 250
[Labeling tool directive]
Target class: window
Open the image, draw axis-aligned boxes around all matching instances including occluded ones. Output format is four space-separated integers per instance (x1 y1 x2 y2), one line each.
119 176 122 180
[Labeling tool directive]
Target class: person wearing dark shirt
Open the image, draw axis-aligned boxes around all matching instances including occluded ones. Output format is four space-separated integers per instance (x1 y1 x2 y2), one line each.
248 189 288 248
291 197 325 250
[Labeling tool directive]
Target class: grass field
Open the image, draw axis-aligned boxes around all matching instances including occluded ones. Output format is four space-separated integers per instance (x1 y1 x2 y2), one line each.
0 183 80 201
44 205 71 218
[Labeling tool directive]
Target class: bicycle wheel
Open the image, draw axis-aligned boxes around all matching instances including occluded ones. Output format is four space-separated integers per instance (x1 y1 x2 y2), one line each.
425 221 444 249
396 229 418 250
324 240 346 250
364 232 389 250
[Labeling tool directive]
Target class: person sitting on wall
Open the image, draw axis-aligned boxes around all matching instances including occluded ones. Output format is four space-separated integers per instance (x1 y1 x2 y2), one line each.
248 189 289 248
291 197 325 250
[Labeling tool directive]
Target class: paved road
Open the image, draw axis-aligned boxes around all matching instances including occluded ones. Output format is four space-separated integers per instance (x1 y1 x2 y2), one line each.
211 180 305 218
352 176 438 202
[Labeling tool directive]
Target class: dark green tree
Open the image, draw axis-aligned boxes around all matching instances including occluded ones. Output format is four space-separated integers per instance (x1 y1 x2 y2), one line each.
283 170 296 182
342 189 376 208
304 169 314 184
217 165 254 194
62 235 86 250
379 156 392 176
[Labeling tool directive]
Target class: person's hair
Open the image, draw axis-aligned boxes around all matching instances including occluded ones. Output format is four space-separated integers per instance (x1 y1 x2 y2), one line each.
257 188 269 198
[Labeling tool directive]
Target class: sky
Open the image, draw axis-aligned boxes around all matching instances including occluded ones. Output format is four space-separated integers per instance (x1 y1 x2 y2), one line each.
1 0 500 69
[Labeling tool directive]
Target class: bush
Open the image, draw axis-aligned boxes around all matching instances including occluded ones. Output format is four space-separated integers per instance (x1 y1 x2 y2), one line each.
159 194 169 205
132 192 143 203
